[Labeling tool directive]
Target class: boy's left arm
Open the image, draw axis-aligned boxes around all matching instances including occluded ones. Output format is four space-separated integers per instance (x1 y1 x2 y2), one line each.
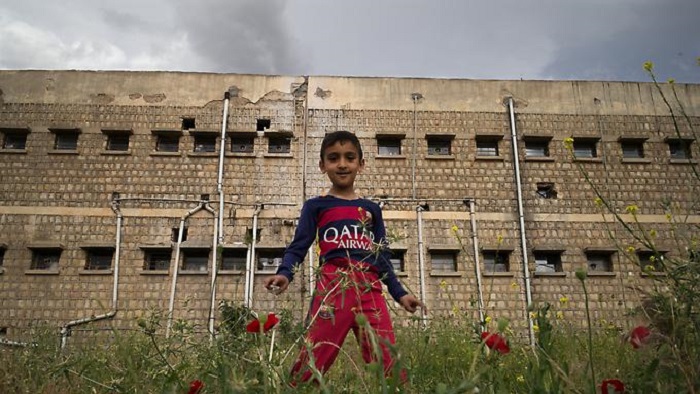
399 294 427 314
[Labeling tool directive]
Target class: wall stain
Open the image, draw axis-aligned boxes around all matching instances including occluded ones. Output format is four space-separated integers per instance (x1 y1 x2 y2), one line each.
90 93 115 104
315 87 331 99
143 93 166 103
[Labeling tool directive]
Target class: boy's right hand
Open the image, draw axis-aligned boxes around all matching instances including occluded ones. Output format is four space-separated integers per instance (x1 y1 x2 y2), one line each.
264 275 290 295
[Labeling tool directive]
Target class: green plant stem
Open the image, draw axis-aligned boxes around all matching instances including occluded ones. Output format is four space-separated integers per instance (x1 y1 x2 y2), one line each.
581 280 596 394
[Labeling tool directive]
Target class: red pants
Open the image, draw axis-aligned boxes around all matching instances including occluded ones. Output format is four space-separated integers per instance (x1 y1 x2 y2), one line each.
290 262 406 383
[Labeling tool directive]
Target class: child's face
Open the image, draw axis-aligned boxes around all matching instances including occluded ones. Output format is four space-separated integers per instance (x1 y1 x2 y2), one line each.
319 140 365 191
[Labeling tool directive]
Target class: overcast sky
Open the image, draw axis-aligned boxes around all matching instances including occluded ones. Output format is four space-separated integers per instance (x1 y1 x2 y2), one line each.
1 0 698 83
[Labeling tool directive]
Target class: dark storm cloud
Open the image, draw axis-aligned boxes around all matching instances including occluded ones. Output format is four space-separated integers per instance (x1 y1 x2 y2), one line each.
173 0 308 75
540 0 700 82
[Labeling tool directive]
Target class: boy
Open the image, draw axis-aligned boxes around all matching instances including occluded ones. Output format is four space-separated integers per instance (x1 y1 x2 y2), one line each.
264 130 425 383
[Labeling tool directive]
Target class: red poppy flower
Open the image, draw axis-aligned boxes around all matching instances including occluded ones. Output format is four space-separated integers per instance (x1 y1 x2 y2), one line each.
629 325 651 349
601 378 625 394
480 332 510 354
187 379 204 394
246 313 280 333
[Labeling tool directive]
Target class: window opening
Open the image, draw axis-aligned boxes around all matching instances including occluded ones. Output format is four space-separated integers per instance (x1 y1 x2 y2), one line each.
377 137 402 156
171 227 188 242
430 251 457 272
573 138 598 158
534 251 563 273
156 135 180 152
84 248 114 270
30 249 61 271
524 138 550 157
2 131 28 150
257 249 283 272
221 249 247 271
53 130 79 150
620 140 645 158
427 138 451 156
231 135 255 153
256 119 271 131
182 118 196 130
668 139 693 159
144 250 172 271
483 250 510 272
268 136 291 154
182 249 209 272
106 134 130 151
476 139 499 157
585 251 613 272
536 182 557 199
193 134 216 152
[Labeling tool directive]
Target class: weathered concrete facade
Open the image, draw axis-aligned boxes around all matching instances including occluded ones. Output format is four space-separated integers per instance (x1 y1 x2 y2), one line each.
0 70 698 344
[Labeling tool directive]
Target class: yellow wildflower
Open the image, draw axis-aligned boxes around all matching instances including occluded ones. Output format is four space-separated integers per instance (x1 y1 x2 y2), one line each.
594 197 603 207
643 61 654 72
533 324 540 332
439 280 448 290
510 282 518 289
529 312 537 320
644 264 655 272
563 137 574 150
559 296 569 304
625 205 639 215
649 229 657 238
516 375 525 383
485 315 492 324
451 224 459 234
497 234 504 244
626 246 636 254
556 311 564 320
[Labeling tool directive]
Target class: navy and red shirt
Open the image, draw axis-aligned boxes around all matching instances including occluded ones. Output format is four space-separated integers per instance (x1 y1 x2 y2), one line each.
277 195 408 302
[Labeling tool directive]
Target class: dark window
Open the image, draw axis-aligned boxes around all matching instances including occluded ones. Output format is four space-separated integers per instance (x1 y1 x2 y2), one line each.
2 132 27 150
182 118 196 130
536 182 557 199
156 135 180 152
84 248 114 270
221 248 247 271
573 138 598 158
53 131 79 150
231 135 255 153
620 140 645 158
144 250 171 270
30 249 61 270
257 249 283 272
585 251 613 272
106 134 130 151
268 136 291 154
427 138 451 156
668 139 693 159
171 227 188 242
524 138 550 157
637 250 665 272
377 137 402 156
390 250 405 272
430 251 457 272
257 119 271 131
475 138 499 157
193 134 216 152
0 248 5 269
483 250 510 272
182 249 209 272
534 251 563 273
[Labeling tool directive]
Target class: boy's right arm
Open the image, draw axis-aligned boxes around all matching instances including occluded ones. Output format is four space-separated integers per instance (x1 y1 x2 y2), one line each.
264 275 290 295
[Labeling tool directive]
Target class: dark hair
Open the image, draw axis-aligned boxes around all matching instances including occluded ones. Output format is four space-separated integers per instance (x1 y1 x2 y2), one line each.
320 130 363 160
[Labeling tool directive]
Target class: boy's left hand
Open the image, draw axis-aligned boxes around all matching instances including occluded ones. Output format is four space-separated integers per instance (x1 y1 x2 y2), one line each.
398 294 427 314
